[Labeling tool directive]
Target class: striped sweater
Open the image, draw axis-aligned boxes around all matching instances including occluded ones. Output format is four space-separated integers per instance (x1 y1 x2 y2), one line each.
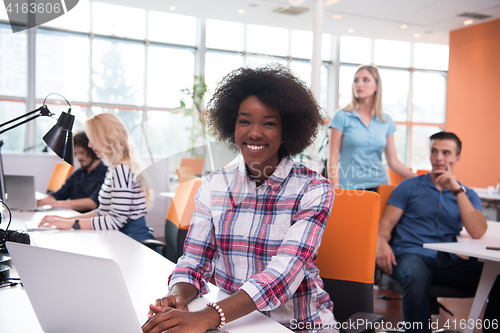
91 164 147 231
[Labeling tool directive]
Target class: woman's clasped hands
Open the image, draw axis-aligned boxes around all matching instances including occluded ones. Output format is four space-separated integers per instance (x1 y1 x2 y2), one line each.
142 294 218 333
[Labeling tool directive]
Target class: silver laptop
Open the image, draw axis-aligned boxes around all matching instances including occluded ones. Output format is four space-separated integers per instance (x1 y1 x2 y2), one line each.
4 175 37 210
6 242 142 333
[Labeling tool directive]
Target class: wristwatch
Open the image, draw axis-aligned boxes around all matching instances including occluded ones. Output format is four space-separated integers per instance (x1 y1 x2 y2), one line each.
72 219 81 230
453 186 466 196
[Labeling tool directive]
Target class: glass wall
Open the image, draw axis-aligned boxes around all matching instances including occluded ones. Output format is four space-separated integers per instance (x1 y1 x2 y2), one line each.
0 1 449 170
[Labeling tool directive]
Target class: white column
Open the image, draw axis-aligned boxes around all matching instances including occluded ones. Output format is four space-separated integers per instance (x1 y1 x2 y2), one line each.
311 0 325 101
306 0 325 174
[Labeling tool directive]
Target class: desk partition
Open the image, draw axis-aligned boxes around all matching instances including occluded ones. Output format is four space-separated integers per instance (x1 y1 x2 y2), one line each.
1 209 292 333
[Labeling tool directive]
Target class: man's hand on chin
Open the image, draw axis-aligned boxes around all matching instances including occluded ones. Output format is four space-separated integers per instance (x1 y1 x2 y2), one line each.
432 166 460 192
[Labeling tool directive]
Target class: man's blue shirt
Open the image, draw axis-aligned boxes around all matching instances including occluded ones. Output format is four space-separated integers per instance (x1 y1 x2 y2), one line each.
387 173 483 258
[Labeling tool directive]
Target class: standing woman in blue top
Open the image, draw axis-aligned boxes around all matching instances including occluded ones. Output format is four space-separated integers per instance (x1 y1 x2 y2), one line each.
328 65 415 191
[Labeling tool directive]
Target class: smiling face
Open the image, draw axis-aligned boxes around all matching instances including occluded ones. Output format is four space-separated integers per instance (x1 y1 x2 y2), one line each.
430 139 461 173
353 68 378 100
234 96 282 184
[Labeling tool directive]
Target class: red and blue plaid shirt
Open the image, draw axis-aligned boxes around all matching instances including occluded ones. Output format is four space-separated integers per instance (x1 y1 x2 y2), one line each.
169 157 336 330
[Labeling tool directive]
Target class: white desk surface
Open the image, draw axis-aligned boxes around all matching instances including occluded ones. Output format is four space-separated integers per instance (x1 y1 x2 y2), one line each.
472 187 500 201
424 221 500 262
159 191 175 198
424 221 500 333
6 208 78 231
159 183 179 198
1 210 292 333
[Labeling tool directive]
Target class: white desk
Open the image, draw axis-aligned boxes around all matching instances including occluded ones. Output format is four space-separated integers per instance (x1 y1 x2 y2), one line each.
1 210 292 333
159 191 176 198
473 187 500 221
159 183 179 198
6 208 77 231
424 221 500 333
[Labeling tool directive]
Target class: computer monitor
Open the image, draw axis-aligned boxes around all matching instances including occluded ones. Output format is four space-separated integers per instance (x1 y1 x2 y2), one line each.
0 141 6 203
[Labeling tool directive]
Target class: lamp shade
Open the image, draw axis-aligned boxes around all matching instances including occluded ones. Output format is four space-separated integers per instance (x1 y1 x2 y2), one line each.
43 111 75 165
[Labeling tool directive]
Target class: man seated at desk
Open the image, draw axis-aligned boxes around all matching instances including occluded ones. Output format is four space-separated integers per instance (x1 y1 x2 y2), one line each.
37 132 107 213
377 131 499 333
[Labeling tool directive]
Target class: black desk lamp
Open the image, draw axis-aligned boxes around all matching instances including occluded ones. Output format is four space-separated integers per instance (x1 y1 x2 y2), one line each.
0 93 75 165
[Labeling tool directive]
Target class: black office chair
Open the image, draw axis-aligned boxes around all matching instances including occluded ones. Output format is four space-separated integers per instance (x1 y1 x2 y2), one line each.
139 229 168 254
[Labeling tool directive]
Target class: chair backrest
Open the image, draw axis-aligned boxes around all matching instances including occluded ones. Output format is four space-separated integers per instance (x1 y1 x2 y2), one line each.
387 168 410 186
163 177 203 263
176 167 195 180
46 161 74 194
180 158 204 177
317 189 380 283
316 189 380 323
167 177 203 229
416 169 430 175
179 175 198 183
377 184 396 219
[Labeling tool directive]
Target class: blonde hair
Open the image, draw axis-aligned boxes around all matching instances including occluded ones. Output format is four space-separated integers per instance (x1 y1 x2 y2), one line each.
85 113 153 208
343 65 385 123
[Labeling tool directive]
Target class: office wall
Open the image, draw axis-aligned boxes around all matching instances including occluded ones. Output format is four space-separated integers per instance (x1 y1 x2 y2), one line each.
446 18 500 188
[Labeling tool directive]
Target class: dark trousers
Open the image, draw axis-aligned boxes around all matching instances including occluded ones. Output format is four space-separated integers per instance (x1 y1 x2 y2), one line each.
392 252 500 333
119 215 155 242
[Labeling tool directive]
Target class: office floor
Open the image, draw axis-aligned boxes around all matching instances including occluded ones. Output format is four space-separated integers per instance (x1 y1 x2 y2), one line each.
374 286 485 333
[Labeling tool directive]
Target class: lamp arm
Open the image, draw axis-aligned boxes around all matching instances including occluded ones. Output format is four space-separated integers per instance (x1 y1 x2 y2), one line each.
0 107 41 129
43 93 72 113
0 105 52 135
0 114 41 135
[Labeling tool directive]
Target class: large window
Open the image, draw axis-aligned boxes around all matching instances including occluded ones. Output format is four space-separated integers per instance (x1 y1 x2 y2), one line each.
0 24 27 97
0 101 27 152
92 38 145 106
147 46 195 108
204 19 331 111
36 30 90 102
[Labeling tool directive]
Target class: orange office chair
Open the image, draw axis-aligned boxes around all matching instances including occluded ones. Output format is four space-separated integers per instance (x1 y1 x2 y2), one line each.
416 169 430 175
317 189 385 329
176 166 195 180
180 158 204 177
387 168 411 186
377 185 396 219
163 177 203 263
46 161 74 194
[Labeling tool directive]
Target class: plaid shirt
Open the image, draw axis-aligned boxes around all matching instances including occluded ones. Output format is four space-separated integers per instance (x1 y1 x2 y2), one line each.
169 157 336 330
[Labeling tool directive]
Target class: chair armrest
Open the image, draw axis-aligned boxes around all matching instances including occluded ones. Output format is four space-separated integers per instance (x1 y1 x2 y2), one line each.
342 312 386 333
139 239 167 250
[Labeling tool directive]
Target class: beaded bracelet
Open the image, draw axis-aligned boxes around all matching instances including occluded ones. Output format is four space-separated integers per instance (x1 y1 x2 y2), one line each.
207 301 226 329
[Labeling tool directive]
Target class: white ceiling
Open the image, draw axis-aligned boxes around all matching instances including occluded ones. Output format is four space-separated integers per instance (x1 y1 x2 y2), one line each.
98 0 500 45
